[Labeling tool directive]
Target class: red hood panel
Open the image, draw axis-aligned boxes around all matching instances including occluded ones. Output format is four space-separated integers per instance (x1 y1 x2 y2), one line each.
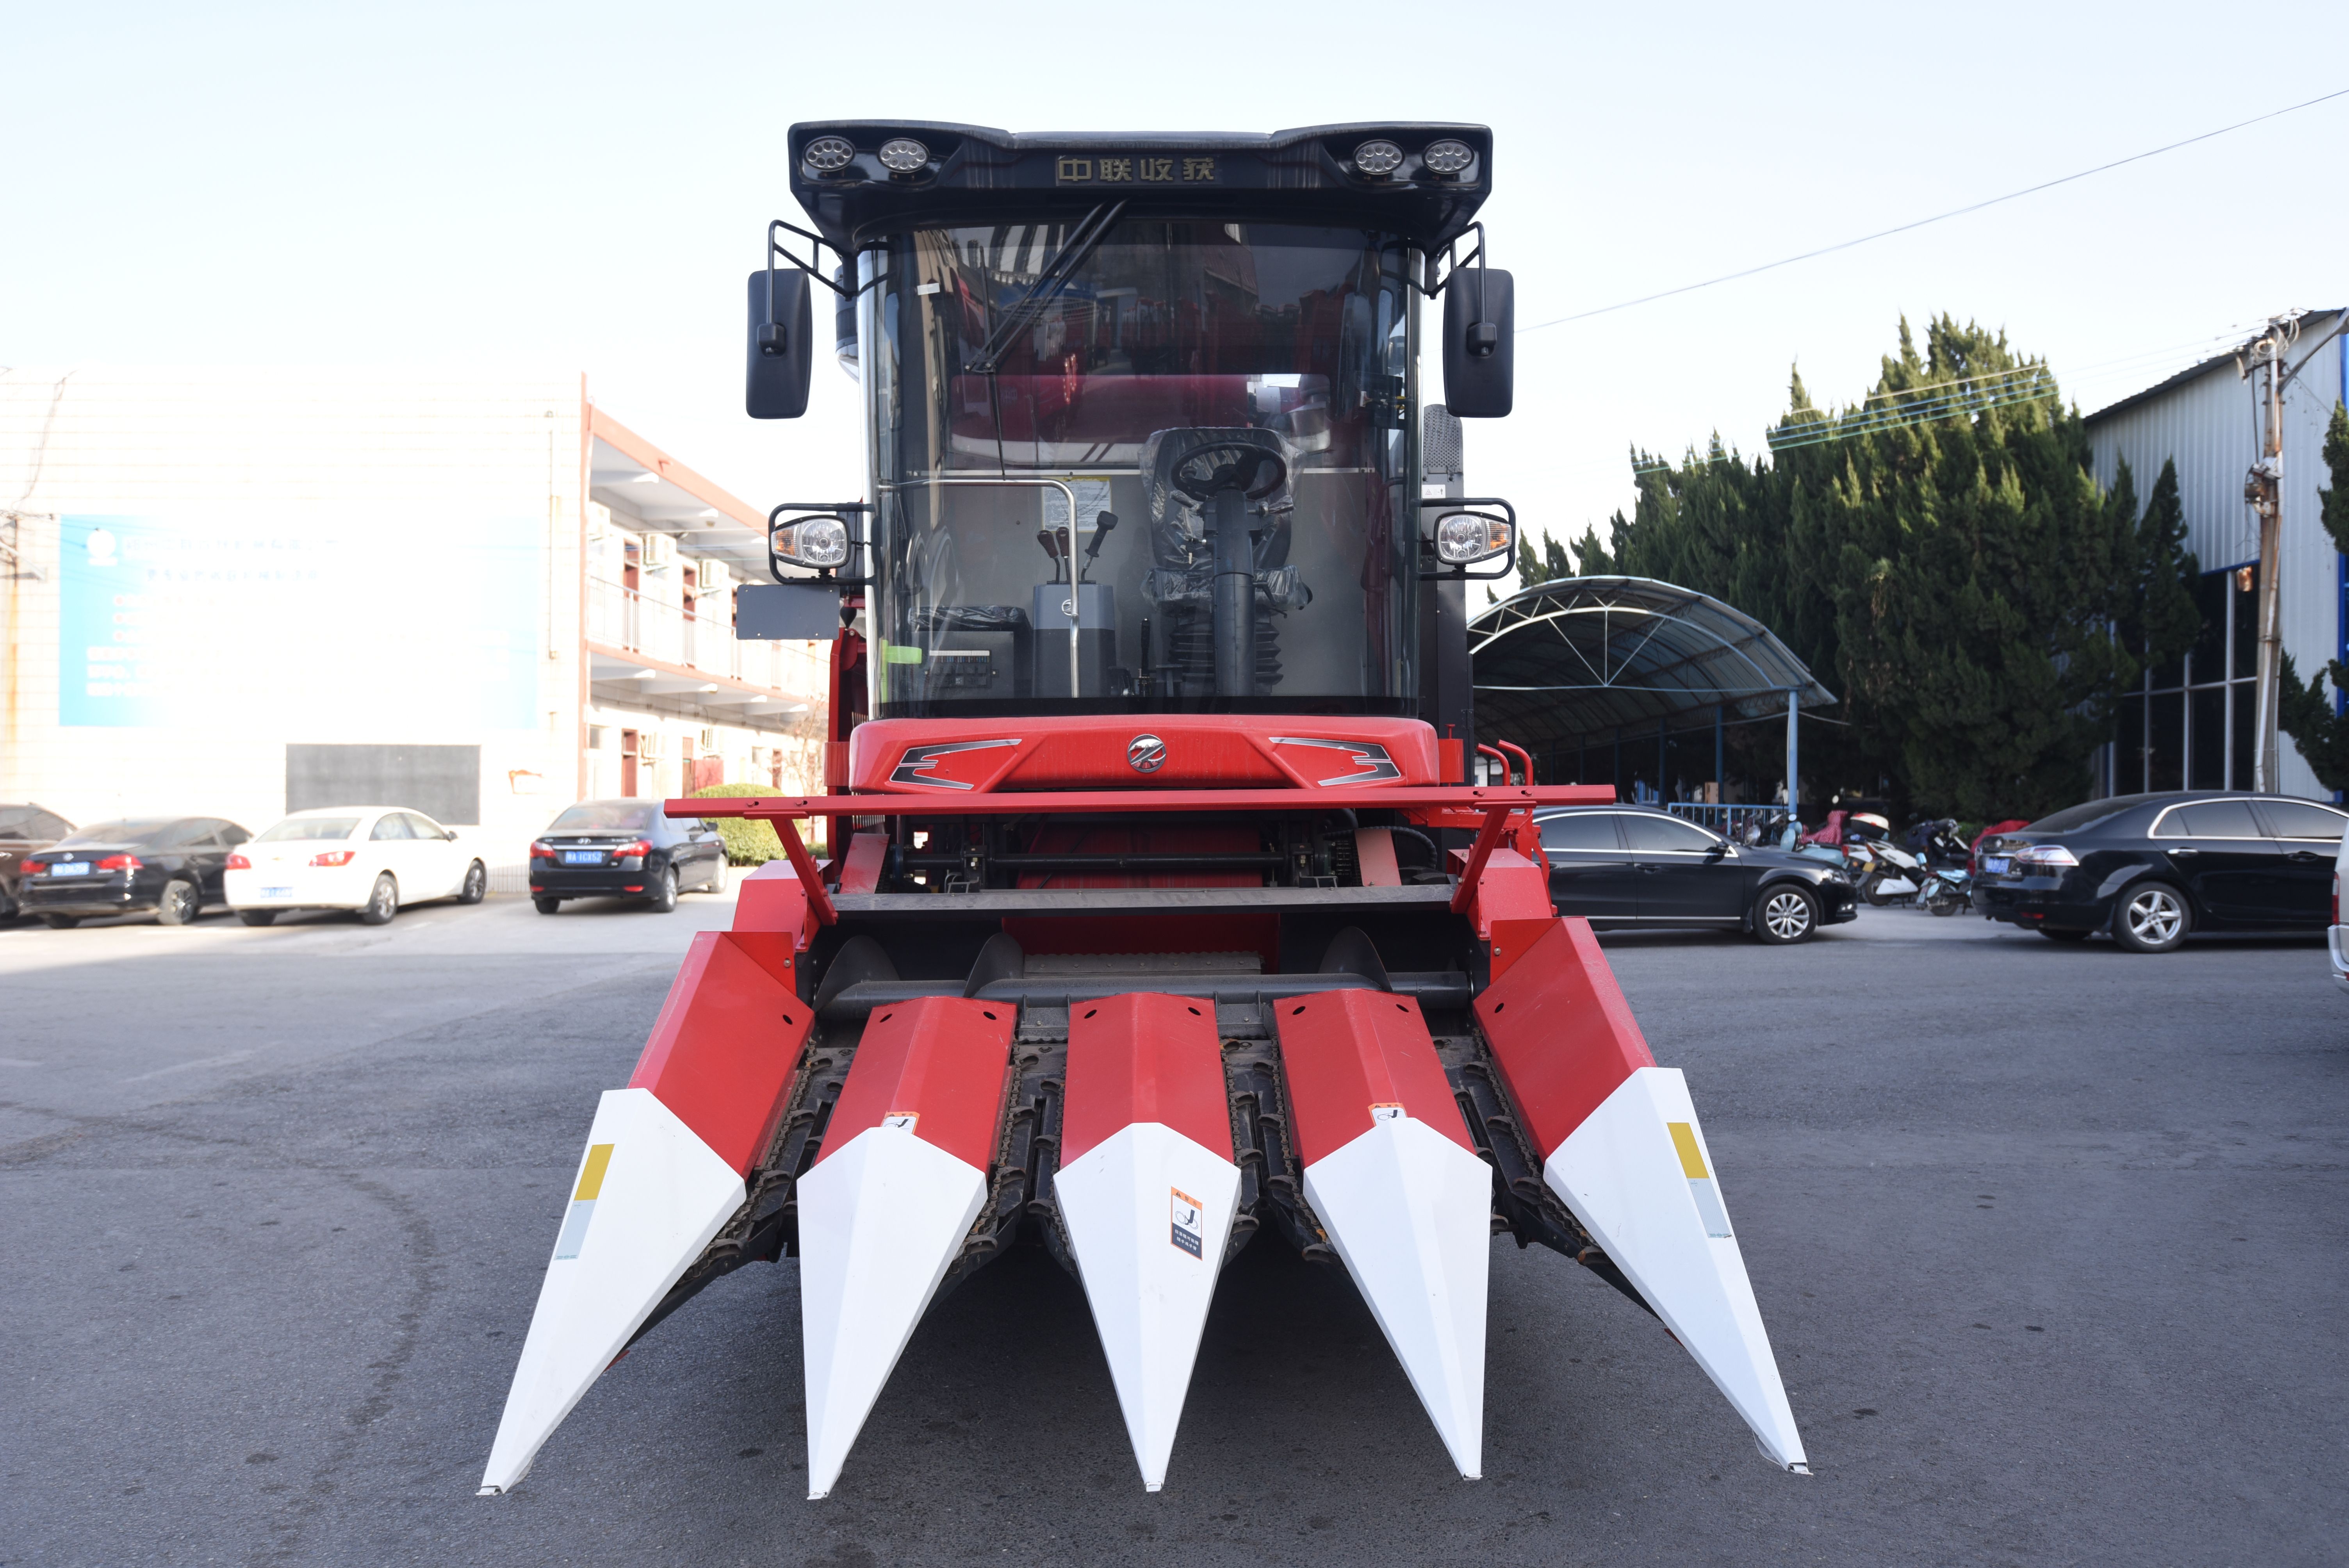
848 716 1442 793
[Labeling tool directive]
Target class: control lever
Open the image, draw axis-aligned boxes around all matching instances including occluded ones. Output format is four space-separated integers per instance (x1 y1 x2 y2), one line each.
1084 511 1118 563
1035 526 1068 584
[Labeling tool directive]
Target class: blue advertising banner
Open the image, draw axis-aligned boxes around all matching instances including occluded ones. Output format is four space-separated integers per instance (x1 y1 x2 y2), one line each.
58 514 541 729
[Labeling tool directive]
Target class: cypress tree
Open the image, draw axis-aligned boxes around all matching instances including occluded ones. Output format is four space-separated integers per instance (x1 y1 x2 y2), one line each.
1593 315 2201 819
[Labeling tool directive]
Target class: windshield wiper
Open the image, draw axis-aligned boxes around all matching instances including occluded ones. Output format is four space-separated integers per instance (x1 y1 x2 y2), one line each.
968 200 1126 374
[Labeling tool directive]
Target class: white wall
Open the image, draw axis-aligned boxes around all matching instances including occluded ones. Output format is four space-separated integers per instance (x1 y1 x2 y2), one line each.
0 367 588 881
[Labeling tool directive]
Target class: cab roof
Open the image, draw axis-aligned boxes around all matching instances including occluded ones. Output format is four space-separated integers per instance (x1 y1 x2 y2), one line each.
786 121 1494 254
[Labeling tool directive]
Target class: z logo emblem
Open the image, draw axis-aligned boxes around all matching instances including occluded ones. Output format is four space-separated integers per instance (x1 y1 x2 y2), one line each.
1269 736 1402 786
889 738 1020 789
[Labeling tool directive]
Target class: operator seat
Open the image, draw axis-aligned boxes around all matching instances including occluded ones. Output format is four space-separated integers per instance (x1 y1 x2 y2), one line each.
1138 428 1310 698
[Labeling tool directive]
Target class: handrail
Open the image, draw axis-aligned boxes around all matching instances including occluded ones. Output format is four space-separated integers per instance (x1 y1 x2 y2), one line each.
668 784 1608 820
674 784 1606 928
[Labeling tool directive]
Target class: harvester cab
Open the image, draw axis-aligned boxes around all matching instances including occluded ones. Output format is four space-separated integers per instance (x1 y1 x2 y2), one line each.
481 121 1809 1502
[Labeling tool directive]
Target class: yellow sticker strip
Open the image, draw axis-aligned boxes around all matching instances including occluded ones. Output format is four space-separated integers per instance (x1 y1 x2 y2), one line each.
1667 1122 1708 1180
575 1143 616 1200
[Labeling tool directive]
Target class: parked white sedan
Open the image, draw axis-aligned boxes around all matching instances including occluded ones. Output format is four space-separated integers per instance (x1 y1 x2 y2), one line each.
2331 822 2349 994
225 807 487 926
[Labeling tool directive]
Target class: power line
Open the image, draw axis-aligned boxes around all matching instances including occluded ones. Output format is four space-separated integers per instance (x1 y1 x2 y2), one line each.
1519 86 2349 334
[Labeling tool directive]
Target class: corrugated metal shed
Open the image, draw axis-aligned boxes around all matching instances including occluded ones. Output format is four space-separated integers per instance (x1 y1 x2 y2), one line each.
2085 309 2347 800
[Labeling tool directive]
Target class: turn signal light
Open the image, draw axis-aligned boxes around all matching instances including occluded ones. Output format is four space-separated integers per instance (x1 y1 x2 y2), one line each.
616 840 652 858
94 854 142 872
309 850 357 867
226 853 252 870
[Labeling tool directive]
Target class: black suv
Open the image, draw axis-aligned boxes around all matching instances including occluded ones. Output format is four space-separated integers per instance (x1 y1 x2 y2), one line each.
1972 791 2347 952
528 800 729 913
1533 805 1859 944
18 817 253 928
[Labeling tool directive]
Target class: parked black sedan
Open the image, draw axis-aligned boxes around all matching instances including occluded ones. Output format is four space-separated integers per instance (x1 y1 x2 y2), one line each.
17 817 253 928
1971 791 2347 952
0 804 76 919
1533 805 1859 944
528 800 729 913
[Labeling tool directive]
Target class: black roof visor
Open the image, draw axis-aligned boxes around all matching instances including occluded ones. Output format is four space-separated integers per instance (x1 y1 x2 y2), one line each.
786 121 1493 252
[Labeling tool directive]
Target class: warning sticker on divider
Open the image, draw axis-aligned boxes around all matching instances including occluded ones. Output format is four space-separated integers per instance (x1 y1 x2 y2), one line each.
1370 1103 1405 1123
883 1113 920 1133
1169 1187 1204 1259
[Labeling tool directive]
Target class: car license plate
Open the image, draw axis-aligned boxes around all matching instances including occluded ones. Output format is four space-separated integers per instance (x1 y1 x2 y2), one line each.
562 851 602 865
1980 855 2010 874
260 886 294 899
52 861 90 877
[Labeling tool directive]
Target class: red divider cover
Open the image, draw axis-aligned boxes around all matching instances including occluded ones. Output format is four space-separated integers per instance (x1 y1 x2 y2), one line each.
731 860 813 937
1060 992 1232 1165
1472 917 1656 1160
627 931 813 1174
1274 990 1474 1167
815 996 1016 1171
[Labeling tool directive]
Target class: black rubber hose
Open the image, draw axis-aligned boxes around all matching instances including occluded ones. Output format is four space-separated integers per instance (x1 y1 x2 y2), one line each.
1386 825 1442 868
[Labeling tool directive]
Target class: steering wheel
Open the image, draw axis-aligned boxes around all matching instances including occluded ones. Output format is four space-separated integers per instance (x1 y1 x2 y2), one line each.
1169 442 1289 502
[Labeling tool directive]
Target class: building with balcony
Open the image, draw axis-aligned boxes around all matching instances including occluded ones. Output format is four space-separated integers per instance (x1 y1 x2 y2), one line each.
0 368 826 891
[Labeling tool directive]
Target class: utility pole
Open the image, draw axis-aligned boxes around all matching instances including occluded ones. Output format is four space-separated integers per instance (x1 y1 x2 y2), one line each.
2239 312 2304 793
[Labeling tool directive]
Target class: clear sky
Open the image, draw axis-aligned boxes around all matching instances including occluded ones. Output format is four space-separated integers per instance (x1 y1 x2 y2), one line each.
7 0 2345 588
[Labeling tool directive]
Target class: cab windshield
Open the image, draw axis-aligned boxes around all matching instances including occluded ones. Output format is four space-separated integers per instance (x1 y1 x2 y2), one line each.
861 220 1421 717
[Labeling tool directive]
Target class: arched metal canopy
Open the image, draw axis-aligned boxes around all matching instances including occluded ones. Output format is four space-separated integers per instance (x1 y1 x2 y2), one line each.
1470 576 1834 750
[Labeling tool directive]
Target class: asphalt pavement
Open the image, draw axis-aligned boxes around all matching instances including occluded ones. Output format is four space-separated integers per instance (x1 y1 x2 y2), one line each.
3 893 2343 1566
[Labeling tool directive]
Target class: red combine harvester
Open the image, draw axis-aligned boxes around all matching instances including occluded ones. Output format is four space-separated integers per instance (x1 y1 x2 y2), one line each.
481 121 1808 1499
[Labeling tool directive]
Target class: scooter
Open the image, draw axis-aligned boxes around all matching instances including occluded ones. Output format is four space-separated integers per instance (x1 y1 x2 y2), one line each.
1857 839 1925 906
1919 861 1971 916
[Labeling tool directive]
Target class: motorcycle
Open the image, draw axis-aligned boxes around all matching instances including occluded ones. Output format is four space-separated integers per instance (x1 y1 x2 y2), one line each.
1918 861 1972 916
1855 839 1925 906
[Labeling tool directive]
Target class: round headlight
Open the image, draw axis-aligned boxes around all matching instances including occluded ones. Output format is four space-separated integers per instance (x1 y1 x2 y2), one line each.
774 516 851 570
802 136 855 174
876 137 930 174
1434 511 1514 565
1353 139 1404 177
1422 139 1474 176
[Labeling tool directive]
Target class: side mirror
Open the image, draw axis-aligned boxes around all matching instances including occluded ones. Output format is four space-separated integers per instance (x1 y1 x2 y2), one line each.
1442 265 1514 418
746 268 814 419
736 581 842 640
